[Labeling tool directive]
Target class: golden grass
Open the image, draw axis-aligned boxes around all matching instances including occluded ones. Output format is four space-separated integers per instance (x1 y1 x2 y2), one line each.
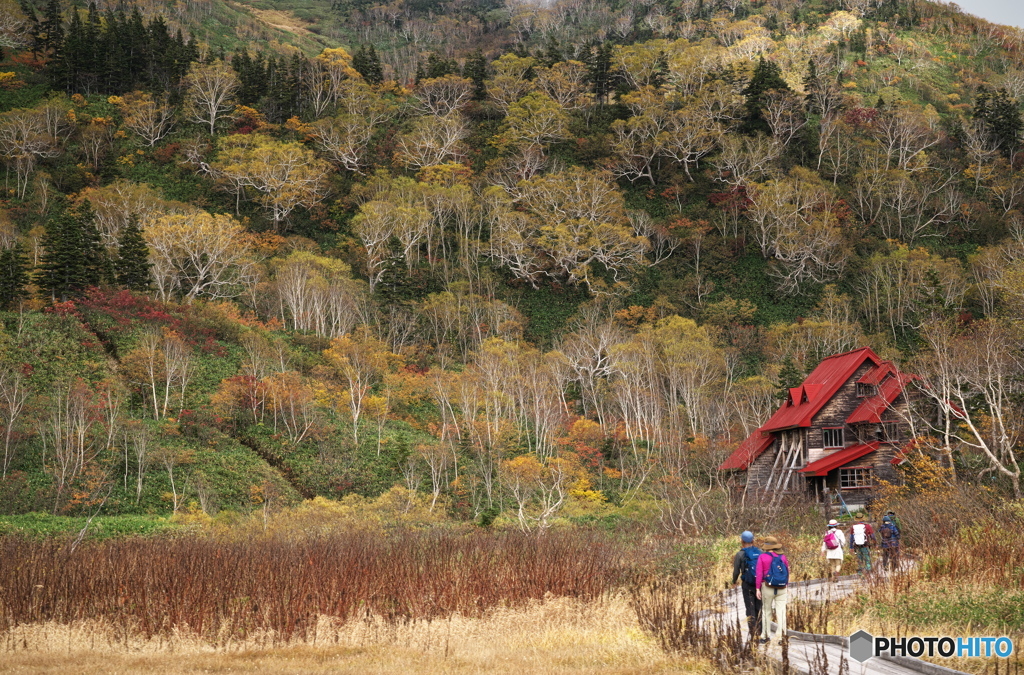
243 6 318 38
1 595 718 674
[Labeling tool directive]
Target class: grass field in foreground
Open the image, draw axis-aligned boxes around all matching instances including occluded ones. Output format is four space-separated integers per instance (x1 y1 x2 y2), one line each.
1 596 715 675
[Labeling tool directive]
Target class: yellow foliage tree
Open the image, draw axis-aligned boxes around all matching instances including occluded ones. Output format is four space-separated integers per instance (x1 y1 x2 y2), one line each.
182 61 239 134
212 134 330 231
144 211 255 301
492 91 570 155
322 327 401 444
503 167 650 294
114 92 175 147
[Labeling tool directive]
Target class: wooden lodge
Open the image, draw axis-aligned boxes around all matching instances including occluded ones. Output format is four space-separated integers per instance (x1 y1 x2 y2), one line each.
719 347 915 509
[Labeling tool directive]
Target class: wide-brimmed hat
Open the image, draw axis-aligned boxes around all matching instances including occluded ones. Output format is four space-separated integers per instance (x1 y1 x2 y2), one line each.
762 536 783 551
828 519 839 527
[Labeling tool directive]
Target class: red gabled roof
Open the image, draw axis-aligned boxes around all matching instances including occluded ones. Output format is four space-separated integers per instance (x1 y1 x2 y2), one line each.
858 361 896 386
798 442 880 476
761 348 882 432
719 430 775 471
846 372 916 424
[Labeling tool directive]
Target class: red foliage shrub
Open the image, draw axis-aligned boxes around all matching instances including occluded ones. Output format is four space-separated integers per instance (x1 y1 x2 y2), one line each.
843 107 880 127
152 142 181 165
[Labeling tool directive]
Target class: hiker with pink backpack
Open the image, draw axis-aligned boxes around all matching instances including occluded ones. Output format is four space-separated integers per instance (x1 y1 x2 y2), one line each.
820 519 847 578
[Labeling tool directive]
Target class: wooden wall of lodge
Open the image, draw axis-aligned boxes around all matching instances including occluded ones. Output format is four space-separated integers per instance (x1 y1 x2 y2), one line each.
744 361 908 494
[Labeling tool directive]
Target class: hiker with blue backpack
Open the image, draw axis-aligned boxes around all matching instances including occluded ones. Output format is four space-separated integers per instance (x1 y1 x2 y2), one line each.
879 514 901 571
730 530 762 639
820 518 846 579
754 536 789 644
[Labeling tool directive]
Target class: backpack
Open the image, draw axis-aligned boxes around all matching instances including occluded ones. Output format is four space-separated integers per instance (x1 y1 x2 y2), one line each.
764 552 789 588
741 546 762 585
880 524 894 541
823 530 841 550
852 523 867 546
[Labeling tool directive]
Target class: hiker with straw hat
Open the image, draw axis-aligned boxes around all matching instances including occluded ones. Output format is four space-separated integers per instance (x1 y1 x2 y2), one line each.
821 519 847 579
754 536 789 644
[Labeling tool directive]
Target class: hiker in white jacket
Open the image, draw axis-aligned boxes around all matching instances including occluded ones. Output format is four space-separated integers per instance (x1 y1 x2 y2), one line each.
820 519 846 578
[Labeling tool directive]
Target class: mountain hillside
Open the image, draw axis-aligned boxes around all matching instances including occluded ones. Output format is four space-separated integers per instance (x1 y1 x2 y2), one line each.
0 0 1023 522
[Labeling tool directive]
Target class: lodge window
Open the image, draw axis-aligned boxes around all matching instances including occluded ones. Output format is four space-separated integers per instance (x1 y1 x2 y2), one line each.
822 427 844 448
839 467 872 489
856 383 875 397
878 421 900 442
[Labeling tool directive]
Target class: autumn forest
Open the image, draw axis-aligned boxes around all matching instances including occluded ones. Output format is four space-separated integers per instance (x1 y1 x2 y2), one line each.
0 0 1023 532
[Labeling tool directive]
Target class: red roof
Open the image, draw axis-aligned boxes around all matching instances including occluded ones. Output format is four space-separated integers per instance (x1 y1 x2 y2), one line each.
857 361 895 386
761 348 882 432
720 430 775 470
798 442 880 476
846 372 915 424
890 439 917 466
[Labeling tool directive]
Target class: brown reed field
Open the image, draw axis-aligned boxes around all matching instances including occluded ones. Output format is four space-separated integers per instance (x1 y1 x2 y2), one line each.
6 482 1023 674
0 526 735 673
0 529 638 643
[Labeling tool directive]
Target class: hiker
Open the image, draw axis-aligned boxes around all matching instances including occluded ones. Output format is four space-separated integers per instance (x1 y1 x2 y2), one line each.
848 515 876 574
730 530 762 639
755 536 789 644
820 519 846 578
878 514 901 571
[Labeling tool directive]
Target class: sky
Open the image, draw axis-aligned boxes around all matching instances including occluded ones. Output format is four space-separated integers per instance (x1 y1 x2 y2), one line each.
952 0 1024 29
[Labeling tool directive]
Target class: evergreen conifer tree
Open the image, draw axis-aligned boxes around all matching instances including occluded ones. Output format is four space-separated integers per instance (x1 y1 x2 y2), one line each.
538 36 562 68
586 42 614 105
114 216 151 292
850 29 868 59
353 45 384 85
974 87 1023 158
36 200 109 301
0 244 31 311
742 55 790 135
19 0 42 59
652 50 669 88
41 0 64 55
776 357 803 400
462 50 487 100
424 52 456 79
803 59 821 114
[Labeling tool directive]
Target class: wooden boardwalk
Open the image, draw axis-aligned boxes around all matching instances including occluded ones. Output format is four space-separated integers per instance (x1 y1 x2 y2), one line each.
716 576 967 675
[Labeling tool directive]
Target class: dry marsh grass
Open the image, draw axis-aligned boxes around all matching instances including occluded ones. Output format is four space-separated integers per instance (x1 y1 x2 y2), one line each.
781 507 1024 675
0 529 633 642
2 528 727 673
1 595 713 674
